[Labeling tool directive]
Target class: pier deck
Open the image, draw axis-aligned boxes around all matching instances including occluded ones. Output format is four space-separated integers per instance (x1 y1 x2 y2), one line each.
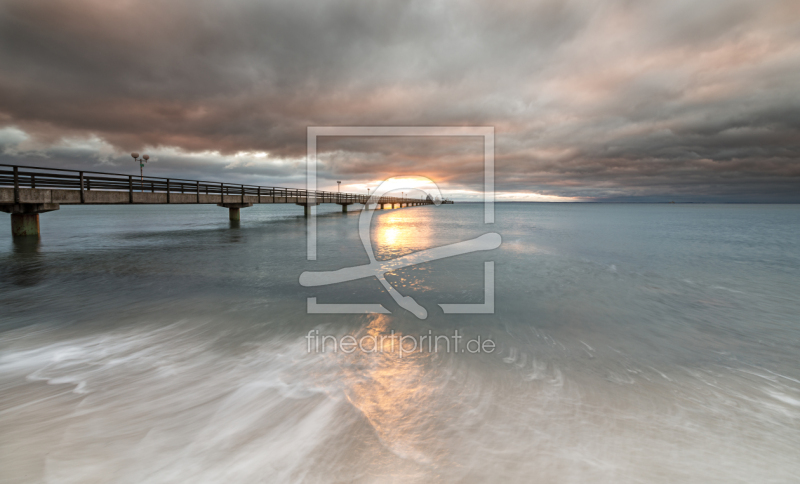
1 164 451 236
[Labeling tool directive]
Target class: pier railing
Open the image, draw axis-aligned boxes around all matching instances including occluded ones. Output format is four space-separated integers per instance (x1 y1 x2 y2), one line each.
0 163 444 205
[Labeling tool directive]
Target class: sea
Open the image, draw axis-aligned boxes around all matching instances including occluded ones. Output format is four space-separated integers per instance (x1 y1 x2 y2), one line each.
1 203 799 483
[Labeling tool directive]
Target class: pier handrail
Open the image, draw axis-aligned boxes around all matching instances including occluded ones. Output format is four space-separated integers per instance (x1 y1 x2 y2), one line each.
0 163 448 204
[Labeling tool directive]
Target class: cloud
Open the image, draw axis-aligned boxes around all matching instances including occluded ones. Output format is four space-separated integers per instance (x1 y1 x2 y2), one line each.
0 0 798 200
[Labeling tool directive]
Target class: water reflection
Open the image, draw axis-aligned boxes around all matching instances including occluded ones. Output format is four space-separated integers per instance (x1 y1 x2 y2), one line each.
373 211 434 260
337 315 440 463
5 237 45 286
382 226 400 246
12 236 41 255
223 221 245 244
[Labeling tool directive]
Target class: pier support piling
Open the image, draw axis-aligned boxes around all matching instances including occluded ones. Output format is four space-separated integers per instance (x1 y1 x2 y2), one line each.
11 213 39 236
296 202 321 218
1 203 60 238
217 203 253 223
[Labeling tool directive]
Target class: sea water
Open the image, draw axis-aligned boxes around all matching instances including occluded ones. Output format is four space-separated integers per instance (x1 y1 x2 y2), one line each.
1 203 799 483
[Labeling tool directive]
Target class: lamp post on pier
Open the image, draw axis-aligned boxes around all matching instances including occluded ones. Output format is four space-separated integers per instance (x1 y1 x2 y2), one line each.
131 152 149 190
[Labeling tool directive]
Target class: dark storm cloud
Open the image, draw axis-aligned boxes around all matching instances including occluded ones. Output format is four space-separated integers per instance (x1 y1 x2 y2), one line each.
0 0 798 200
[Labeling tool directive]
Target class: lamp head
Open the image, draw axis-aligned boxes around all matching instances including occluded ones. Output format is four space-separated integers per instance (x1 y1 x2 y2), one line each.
143 154 149 161
131 152 139 159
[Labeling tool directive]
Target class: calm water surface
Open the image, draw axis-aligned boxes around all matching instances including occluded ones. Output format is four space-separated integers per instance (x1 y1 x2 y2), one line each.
1 203 799 483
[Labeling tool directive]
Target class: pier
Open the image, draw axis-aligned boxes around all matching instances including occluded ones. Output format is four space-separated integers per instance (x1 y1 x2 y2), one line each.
0 164 452 237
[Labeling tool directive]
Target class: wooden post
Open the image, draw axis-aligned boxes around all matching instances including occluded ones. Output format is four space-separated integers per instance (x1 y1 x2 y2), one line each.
241 184 245 203
31 174 36 189
79 171 85 203
257 186 261 203
196 181 200 203
129 176 133 203
166 179 170 203
220 183 224 203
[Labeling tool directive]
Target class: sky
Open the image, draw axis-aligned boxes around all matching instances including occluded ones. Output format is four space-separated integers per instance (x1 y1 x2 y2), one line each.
0 0 799 202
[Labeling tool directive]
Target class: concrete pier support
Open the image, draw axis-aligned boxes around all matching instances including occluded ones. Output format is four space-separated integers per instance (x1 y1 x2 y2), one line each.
296 202 321 217
1 203 60 238
11 213 40 236
217 202 253 222
337 203 352 213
